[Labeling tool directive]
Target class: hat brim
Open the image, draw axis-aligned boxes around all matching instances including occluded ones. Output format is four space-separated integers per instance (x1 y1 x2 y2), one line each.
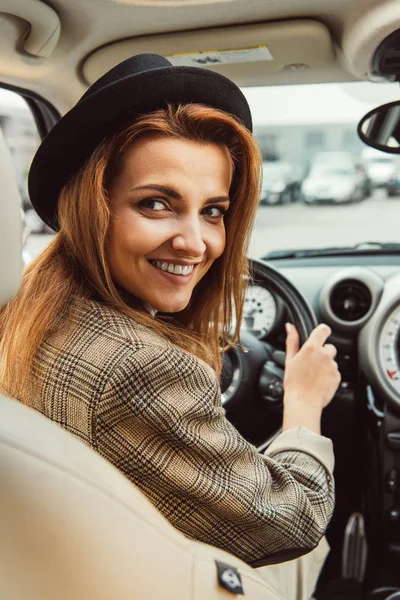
28 65 252 230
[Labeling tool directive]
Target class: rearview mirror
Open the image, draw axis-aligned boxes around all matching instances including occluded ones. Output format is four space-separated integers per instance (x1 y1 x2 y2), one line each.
358 100 400 154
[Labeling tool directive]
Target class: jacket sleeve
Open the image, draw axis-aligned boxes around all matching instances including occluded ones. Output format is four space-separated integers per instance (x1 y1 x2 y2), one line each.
93 341 335 567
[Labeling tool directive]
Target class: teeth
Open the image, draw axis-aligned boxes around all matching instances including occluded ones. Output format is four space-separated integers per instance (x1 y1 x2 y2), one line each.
151 260 194 276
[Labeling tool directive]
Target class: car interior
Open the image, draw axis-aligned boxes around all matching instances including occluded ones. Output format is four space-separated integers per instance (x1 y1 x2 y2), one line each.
3 0 400 599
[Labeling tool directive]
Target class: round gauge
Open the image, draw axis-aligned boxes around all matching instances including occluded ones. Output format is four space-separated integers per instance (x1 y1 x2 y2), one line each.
242 284 277 338
378 305 400 395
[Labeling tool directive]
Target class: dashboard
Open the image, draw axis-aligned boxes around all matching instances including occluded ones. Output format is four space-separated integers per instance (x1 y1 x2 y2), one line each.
247 253 400 413
238 252 400 575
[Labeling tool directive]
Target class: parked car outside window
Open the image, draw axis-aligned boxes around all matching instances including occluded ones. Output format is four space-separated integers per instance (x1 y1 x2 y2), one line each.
361 147 396 188
301 163 368 205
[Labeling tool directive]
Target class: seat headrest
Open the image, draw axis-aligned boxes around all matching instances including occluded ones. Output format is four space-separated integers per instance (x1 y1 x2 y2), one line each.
0 127 23 306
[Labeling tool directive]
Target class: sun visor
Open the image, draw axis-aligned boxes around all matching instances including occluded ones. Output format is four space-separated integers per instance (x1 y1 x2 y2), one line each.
82 20 341 88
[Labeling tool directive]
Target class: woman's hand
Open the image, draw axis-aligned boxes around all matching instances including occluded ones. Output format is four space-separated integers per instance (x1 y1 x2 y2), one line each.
282 323 341 433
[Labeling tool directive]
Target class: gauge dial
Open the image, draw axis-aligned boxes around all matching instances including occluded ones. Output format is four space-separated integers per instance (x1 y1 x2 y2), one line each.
242 284 277 338
378 305 400 395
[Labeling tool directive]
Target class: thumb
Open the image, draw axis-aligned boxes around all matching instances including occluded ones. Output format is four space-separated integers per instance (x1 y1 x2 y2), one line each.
285 323 300 360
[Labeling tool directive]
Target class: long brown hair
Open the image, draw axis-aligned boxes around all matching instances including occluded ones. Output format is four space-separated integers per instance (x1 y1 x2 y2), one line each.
0 103 261 399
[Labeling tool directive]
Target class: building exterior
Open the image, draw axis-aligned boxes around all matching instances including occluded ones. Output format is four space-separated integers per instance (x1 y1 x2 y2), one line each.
254 122 365 167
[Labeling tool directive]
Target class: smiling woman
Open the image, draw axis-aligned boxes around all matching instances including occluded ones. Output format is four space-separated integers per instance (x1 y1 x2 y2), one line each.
0 53 340 600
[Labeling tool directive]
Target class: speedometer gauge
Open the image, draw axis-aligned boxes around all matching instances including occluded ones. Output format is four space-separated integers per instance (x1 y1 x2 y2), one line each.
242 285 277 338
378 305 400 395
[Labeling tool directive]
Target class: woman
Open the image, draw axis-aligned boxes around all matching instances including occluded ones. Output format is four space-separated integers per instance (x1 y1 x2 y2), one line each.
0 54 340 595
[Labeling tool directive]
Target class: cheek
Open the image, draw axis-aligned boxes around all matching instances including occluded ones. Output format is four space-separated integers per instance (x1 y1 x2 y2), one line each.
206 223 226 260
109 211 167 256
107 219 132 264
107 214 144 277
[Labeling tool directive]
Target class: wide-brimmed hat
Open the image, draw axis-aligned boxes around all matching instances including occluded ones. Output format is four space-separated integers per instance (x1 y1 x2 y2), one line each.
28 53 253 230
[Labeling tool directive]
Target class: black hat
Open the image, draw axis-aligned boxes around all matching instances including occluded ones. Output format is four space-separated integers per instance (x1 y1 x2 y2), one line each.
28 53 253 230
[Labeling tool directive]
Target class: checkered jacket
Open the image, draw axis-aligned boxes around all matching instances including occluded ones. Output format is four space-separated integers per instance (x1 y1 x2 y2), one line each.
25 296 334 567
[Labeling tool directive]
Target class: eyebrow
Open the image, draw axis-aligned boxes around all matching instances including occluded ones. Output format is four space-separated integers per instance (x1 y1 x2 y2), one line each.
130 184 230 204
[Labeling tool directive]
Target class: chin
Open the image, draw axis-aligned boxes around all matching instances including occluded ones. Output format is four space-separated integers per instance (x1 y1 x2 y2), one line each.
151 297 190 314
156 305 189 314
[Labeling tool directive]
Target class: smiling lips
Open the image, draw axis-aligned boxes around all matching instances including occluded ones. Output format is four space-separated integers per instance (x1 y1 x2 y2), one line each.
149 260 196 276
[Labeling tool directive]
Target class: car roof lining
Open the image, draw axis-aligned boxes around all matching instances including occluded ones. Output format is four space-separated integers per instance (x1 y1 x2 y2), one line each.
0 0 399 113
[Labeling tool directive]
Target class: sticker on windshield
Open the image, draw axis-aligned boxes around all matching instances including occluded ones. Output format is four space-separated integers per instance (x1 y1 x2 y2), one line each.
166 45 273 67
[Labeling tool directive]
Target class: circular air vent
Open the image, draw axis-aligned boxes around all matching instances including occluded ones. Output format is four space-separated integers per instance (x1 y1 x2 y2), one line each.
319 268 383 332
329 279 372 322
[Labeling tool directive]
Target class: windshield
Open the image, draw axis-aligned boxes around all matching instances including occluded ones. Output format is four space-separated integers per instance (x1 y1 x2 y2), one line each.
243 81 400 258
4 80 400 264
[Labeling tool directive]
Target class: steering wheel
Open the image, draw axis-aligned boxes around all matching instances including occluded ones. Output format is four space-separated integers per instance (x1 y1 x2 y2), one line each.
221 258 318 449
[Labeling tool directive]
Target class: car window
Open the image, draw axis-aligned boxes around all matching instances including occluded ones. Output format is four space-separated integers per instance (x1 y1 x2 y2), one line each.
0 88 50 264
244 81 400 258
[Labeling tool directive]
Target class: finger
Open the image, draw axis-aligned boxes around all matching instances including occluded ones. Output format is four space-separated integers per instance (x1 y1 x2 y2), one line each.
323 343 337 358
306 323 332 347
285 323 300 360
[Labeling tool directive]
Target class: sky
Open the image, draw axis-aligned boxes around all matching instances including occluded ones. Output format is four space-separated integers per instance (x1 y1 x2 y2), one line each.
242 81 400 126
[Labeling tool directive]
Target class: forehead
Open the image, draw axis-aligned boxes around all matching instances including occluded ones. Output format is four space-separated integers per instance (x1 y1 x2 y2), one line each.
118 135 233 183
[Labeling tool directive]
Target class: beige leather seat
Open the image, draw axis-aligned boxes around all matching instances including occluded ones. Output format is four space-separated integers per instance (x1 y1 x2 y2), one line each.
0 127 281 599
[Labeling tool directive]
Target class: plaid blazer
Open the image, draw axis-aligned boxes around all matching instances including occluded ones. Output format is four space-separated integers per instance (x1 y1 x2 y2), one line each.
25 296 335 567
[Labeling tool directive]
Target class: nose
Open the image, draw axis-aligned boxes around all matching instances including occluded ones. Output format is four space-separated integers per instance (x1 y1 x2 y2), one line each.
171 214 206 257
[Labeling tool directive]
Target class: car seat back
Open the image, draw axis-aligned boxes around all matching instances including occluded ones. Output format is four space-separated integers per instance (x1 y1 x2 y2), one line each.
0 394 281 599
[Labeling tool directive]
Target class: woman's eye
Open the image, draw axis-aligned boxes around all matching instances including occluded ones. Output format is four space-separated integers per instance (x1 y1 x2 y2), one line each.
204 206 227 218
139 198 166 211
